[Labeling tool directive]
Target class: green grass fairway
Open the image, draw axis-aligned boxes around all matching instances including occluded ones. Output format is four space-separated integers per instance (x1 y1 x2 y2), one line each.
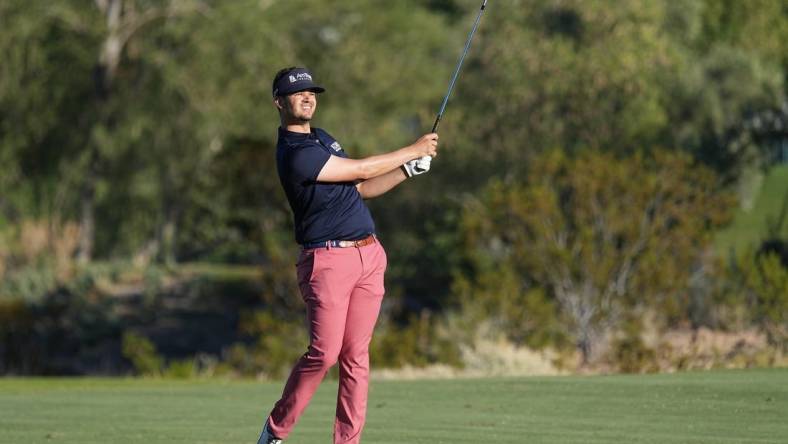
716 164 788 254
1 369 786 444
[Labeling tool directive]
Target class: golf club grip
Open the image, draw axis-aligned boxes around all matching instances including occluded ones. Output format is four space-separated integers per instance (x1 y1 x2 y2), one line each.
412 114 440 170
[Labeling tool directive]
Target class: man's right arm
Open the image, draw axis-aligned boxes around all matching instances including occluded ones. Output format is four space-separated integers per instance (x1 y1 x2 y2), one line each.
316 133 438 183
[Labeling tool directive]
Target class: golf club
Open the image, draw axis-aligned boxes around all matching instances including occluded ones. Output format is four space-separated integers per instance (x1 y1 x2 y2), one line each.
416 0 487 170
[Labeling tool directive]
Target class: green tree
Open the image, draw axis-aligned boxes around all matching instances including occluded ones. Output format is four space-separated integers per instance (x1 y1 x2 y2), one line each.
458 150 732 363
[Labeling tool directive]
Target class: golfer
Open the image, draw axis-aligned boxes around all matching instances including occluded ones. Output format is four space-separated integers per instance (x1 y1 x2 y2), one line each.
257 67 438 444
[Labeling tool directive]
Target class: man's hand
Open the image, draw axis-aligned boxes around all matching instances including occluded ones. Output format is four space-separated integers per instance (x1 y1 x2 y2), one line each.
409 133 439 159
402 156 432 177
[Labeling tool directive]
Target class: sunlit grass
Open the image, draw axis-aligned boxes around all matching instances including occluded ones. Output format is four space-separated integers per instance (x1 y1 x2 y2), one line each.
1 369 786 443
716 164 788 255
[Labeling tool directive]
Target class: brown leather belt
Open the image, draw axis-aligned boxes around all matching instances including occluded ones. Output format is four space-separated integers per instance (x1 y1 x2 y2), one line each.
303 234 376 249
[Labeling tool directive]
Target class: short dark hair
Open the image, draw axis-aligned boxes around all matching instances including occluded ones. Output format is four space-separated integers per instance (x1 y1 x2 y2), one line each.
272 66 299 97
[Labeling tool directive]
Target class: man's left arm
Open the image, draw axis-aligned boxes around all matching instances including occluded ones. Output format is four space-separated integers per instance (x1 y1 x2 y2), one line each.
355 158 430 199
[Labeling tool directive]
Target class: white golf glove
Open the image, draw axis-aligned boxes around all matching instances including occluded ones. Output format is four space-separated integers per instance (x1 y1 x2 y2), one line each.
402 156 432 177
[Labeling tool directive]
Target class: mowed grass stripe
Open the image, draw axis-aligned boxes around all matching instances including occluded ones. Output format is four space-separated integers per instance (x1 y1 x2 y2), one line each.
365 371 787 444
1 369 786 444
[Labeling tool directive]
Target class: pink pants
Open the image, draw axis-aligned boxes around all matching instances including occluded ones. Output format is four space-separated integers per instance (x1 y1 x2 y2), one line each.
266 240 387 444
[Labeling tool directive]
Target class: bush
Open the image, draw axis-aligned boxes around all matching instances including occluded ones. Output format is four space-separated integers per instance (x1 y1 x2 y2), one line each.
370 311 462 369
740 251 788 347
0 265 58 303
163 359 198 379
232 310 308 379
122 331 163 376
613 335 659 374
0 298 34 374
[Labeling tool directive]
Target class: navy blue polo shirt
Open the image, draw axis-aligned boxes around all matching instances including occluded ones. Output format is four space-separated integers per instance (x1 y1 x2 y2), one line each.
276 127 376 245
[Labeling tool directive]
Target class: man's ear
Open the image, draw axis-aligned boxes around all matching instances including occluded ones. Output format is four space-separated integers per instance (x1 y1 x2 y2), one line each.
273 96 283 110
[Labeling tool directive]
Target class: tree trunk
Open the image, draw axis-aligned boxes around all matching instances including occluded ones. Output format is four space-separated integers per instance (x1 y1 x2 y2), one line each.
76 193 95 264
159 206 178 267
75 0 122 264
576 313 597 366
578 335 592 366
0 197 19 223
76 162 97 264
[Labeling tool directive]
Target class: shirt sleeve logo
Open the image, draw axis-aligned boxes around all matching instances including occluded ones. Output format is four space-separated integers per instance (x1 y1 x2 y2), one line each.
330 141 342 151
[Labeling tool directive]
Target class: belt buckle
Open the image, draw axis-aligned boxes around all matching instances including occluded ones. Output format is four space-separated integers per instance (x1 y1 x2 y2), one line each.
334 235 372 248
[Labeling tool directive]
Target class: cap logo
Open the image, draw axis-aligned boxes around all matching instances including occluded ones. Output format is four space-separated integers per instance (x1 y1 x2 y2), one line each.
289 72 313 83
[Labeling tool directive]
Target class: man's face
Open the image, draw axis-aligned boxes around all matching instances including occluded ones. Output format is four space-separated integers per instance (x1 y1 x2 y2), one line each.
278 90 317 122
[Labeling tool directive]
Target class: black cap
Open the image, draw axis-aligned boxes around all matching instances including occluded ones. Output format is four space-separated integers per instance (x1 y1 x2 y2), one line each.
272 67 325 97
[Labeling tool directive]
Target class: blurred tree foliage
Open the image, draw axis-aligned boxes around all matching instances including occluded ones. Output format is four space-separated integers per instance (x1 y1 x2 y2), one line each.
1 0 787 373
738 251 788 348
457 150 732 363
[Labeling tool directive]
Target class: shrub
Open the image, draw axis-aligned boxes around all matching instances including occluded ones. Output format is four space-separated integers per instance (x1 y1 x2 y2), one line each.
235 310 308 379
370 311 463 369
122 331 163 376
613 335 659 374
740 251 788 347
163 359 198 379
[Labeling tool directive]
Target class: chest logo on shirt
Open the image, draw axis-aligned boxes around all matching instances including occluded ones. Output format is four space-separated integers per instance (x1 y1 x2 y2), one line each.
330 141 343 152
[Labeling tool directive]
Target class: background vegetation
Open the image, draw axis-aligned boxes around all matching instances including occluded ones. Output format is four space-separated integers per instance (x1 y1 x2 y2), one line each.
1 0 787 377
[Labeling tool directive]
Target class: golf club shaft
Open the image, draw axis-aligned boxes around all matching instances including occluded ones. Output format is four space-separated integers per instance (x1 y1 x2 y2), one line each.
431 0 487 133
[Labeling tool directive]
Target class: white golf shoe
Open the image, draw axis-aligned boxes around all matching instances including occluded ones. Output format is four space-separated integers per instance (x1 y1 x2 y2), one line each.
257 419 283 444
